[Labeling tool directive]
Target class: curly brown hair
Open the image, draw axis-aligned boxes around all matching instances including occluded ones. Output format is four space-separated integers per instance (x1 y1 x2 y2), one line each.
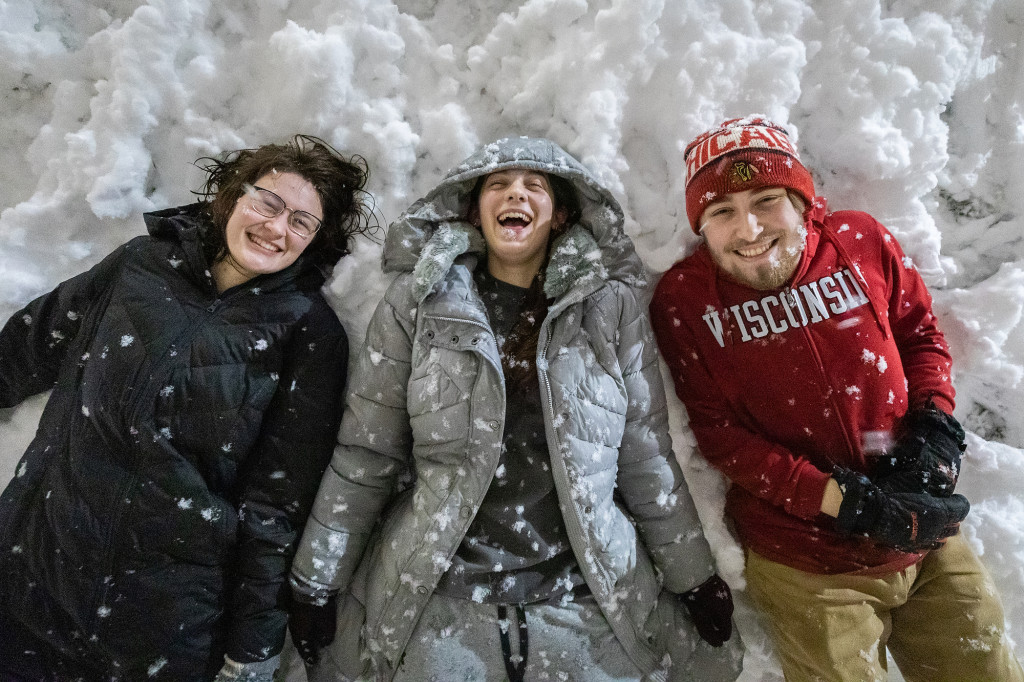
194 135 376 272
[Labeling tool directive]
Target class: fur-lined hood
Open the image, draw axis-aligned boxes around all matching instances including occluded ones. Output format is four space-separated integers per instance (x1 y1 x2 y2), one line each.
382 137 645 302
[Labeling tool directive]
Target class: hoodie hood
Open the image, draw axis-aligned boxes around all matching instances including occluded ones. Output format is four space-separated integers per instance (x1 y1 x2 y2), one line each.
383 137 645 302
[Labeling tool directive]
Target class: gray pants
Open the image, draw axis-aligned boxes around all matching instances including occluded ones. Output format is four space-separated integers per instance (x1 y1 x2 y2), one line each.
311 589 743 682
392 591 645 682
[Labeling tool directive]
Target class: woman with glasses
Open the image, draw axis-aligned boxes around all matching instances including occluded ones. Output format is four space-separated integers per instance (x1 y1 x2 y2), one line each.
0 136 373 681
289 137 744 681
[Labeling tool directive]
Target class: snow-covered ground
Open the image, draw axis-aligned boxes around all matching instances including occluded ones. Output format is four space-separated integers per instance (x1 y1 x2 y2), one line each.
1 1 1021 679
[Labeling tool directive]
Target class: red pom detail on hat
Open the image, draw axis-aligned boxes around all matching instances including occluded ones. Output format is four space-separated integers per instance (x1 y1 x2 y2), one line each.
683 115 815 233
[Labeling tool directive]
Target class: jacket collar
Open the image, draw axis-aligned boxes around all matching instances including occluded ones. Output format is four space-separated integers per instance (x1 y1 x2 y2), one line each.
408 220 607 304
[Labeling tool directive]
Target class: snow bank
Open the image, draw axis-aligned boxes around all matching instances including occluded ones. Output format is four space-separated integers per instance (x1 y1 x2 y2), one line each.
2 0 1022 678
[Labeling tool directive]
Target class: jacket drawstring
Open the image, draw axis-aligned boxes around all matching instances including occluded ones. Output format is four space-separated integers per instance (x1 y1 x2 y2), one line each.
496 603 528 682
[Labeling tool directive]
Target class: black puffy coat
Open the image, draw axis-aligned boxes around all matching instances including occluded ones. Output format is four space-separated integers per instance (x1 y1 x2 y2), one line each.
0 204 347 680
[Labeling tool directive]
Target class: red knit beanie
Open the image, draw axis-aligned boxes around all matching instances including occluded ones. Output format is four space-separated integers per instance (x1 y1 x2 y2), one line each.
683 115 815 233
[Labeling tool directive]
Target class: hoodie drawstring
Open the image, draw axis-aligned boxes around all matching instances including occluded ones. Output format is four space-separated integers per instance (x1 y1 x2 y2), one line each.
816 219 891 340
496 603 528 682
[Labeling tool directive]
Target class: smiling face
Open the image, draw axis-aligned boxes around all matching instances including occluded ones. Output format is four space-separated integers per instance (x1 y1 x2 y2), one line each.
699 187 807 290
213 171 323 291
473 169 567 287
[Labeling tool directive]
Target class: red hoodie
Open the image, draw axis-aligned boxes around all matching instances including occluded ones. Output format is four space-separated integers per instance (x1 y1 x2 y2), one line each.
650 202 955 575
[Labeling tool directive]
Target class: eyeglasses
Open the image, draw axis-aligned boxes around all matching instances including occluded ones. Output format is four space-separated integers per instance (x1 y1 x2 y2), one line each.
243 184 323 239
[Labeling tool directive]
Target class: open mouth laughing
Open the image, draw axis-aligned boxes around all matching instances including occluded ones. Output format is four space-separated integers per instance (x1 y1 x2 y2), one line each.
497 211 532 229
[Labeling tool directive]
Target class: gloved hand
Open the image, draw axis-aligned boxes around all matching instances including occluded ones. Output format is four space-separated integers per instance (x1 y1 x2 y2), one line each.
678 574 734 647
873 404 965 497
833 466 969 551
289 594 337 666
213 654 279 682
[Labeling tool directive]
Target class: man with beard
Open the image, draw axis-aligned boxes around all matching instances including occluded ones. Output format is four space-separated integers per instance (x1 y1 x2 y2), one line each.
650 115 1022 681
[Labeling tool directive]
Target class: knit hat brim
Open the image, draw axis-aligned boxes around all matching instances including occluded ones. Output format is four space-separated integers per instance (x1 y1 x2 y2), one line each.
684 117 815 233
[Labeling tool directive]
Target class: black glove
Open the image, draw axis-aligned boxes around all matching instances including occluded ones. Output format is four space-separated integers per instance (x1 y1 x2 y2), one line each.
873 404 965 497
678 574 734 647
833 466 969 551
288 594 337 667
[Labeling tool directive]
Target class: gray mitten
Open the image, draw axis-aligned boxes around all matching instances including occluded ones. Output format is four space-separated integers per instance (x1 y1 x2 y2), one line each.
213 654 280 682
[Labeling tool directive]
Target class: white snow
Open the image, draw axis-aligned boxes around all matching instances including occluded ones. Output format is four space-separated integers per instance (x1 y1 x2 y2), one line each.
1 1 1023 680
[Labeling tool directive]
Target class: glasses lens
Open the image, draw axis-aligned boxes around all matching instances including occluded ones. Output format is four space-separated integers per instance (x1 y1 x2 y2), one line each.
251 188 284 218
289 212 321 237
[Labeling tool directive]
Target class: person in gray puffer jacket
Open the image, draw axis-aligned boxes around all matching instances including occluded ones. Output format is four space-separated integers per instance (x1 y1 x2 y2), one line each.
289 137 744 681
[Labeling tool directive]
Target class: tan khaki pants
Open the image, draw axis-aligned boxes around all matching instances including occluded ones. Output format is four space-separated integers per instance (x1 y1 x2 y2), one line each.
745 533 1023 682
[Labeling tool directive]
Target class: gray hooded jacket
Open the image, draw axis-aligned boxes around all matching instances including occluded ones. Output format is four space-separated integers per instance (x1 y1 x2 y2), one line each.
291 138 735 680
